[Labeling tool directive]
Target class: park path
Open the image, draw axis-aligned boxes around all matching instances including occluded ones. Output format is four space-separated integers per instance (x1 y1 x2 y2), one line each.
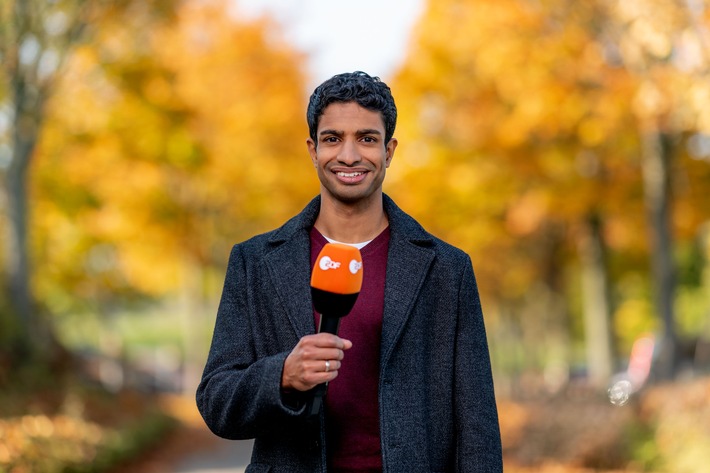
110 395 252 473
151 395 253 473
172 436 253 473
113 394 637 473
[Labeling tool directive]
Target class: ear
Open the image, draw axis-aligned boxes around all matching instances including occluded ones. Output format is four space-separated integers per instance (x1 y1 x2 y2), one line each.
307 138 317 167
385 137 398 168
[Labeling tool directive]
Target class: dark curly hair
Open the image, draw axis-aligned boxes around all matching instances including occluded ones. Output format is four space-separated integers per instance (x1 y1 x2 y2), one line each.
307 71 397 145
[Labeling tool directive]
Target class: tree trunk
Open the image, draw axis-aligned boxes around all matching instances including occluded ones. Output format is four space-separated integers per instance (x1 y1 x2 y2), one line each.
578 211 616 388
641 128 677 380
4 74 42 350
539 224 572 394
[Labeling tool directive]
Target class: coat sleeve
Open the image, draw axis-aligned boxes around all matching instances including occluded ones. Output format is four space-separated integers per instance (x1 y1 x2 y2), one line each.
455 256 503 472
196 244 308 440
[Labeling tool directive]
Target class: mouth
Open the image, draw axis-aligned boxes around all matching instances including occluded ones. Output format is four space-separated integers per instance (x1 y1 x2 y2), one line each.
334 170 368 184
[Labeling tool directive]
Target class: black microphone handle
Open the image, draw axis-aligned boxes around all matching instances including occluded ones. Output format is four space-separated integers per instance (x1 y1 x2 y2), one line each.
307 314 341 417
308 384 326 416
318 314 341 335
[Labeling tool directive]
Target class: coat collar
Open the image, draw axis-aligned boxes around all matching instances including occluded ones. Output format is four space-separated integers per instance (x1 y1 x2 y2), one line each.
265 194 435 245
263 194 436 357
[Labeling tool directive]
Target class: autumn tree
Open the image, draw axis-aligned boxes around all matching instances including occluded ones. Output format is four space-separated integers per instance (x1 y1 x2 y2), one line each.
31 0 312 387
0 0 165 366
0 0 179 364
392 0 710 388
601 0 710 379
392 0 626 389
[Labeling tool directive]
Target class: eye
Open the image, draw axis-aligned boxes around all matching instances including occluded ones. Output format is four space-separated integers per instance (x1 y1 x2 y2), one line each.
323 136 339 143
361 136 377 143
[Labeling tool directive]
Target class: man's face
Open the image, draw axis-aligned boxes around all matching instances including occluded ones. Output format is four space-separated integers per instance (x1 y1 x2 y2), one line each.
306 101 397 207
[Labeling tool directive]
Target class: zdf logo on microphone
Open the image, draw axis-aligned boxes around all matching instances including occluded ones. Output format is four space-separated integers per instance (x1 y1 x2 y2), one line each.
349 260 362 275
318 256 362 275
319 256 341 271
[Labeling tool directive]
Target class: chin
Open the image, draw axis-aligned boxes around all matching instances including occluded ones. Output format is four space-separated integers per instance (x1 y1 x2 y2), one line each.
334 191 380 206
322 181 383 206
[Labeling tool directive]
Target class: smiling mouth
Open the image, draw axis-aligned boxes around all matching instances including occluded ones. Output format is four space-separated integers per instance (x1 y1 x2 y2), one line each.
336 171 365 177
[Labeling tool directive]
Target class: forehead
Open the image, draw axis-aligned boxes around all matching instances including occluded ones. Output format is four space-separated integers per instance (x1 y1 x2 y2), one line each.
317 102 385 133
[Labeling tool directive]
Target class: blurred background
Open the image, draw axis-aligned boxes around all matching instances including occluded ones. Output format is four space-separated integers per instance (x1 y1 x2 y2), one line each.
1 0 710 472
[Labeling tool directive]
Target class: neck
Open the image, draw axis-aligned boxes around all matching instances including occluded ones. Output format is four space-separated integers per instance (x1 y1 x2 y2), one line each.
314 193 388 243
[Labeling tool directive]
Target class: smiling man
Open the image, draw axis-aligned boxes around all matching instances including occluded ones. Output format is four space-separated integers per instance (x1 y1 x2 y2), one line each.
197 72 503 473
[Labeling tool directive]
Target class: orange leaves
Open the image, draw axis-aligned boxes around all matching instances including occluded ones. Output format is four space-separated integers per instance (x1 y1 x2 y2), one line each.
32 0 311 304
0 414 107 468
392 0 646 305
0 385 176 473
506 191 550 237
392 1 710 377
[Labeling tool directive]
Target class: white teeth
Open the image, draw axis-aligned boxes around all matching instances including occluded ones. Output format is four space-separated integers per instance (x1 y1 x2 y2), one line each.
337 172 363 177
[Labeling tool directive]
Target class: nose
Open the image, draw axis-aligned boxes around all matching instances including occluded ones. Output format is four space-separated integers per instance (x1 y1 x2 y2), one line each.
338 139 361 165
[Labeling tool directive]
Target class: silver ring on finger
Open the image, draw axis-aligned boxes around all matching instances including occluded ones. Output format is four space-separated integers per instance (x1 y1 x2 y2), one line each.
325 360 331 372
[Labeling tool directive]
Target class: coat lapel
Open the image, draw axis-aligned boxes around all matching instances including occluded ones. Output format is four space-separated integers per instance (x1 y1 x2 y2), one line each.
264 197 321 339
380 197 435 367
265 236 315 339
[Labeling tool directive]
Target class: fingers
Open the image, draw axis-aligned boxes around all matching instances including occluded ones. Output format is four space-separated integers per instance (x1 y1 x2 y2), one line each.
282 354 338 392
281 334 351 392
310 358 342 373
301 346 347 362
299 334 351 363
310 333 352 350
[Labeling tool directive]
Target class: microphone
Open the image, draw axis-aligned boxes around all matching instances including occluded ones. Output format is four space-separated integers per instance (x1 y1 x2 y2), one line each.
307 242 363 416
311 242 364 334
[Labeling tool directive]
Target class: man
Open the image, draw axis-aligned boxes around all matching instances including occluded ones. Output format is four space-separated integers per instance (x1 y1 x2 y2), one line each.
197 71 502 472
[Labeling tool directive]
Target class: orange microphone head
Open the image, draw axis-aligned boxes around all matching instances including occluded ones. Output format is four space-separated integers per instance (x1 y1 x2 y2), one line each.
311 243 363 318
311 243 363 294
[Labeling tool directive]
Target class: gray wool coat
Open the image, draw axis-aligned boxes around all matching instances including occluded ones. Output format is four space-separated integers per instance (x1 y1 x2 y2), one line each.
196 194 503 473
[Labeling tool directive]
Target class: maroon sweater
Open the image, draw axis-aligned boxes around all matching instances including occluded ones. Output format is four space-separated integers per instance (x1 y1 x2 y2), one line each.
310 227 390 473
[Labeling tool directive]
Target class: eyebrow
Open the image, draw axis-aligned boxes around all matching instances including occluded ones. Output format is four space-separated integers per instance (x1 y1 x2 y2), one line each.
357 128 383 136
318 128 383 137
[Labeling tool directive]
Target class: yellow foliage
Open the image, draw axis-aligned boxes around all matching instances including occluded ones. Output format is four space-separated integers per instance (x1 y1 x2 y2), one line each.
614 299 658 351
32 0 312 304
392 0 710 320
506 191 549 237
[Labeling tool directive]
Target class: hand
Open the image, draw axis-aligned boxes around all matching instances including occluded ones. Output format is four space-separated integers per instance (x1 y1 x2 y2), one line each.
281 333 352 392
